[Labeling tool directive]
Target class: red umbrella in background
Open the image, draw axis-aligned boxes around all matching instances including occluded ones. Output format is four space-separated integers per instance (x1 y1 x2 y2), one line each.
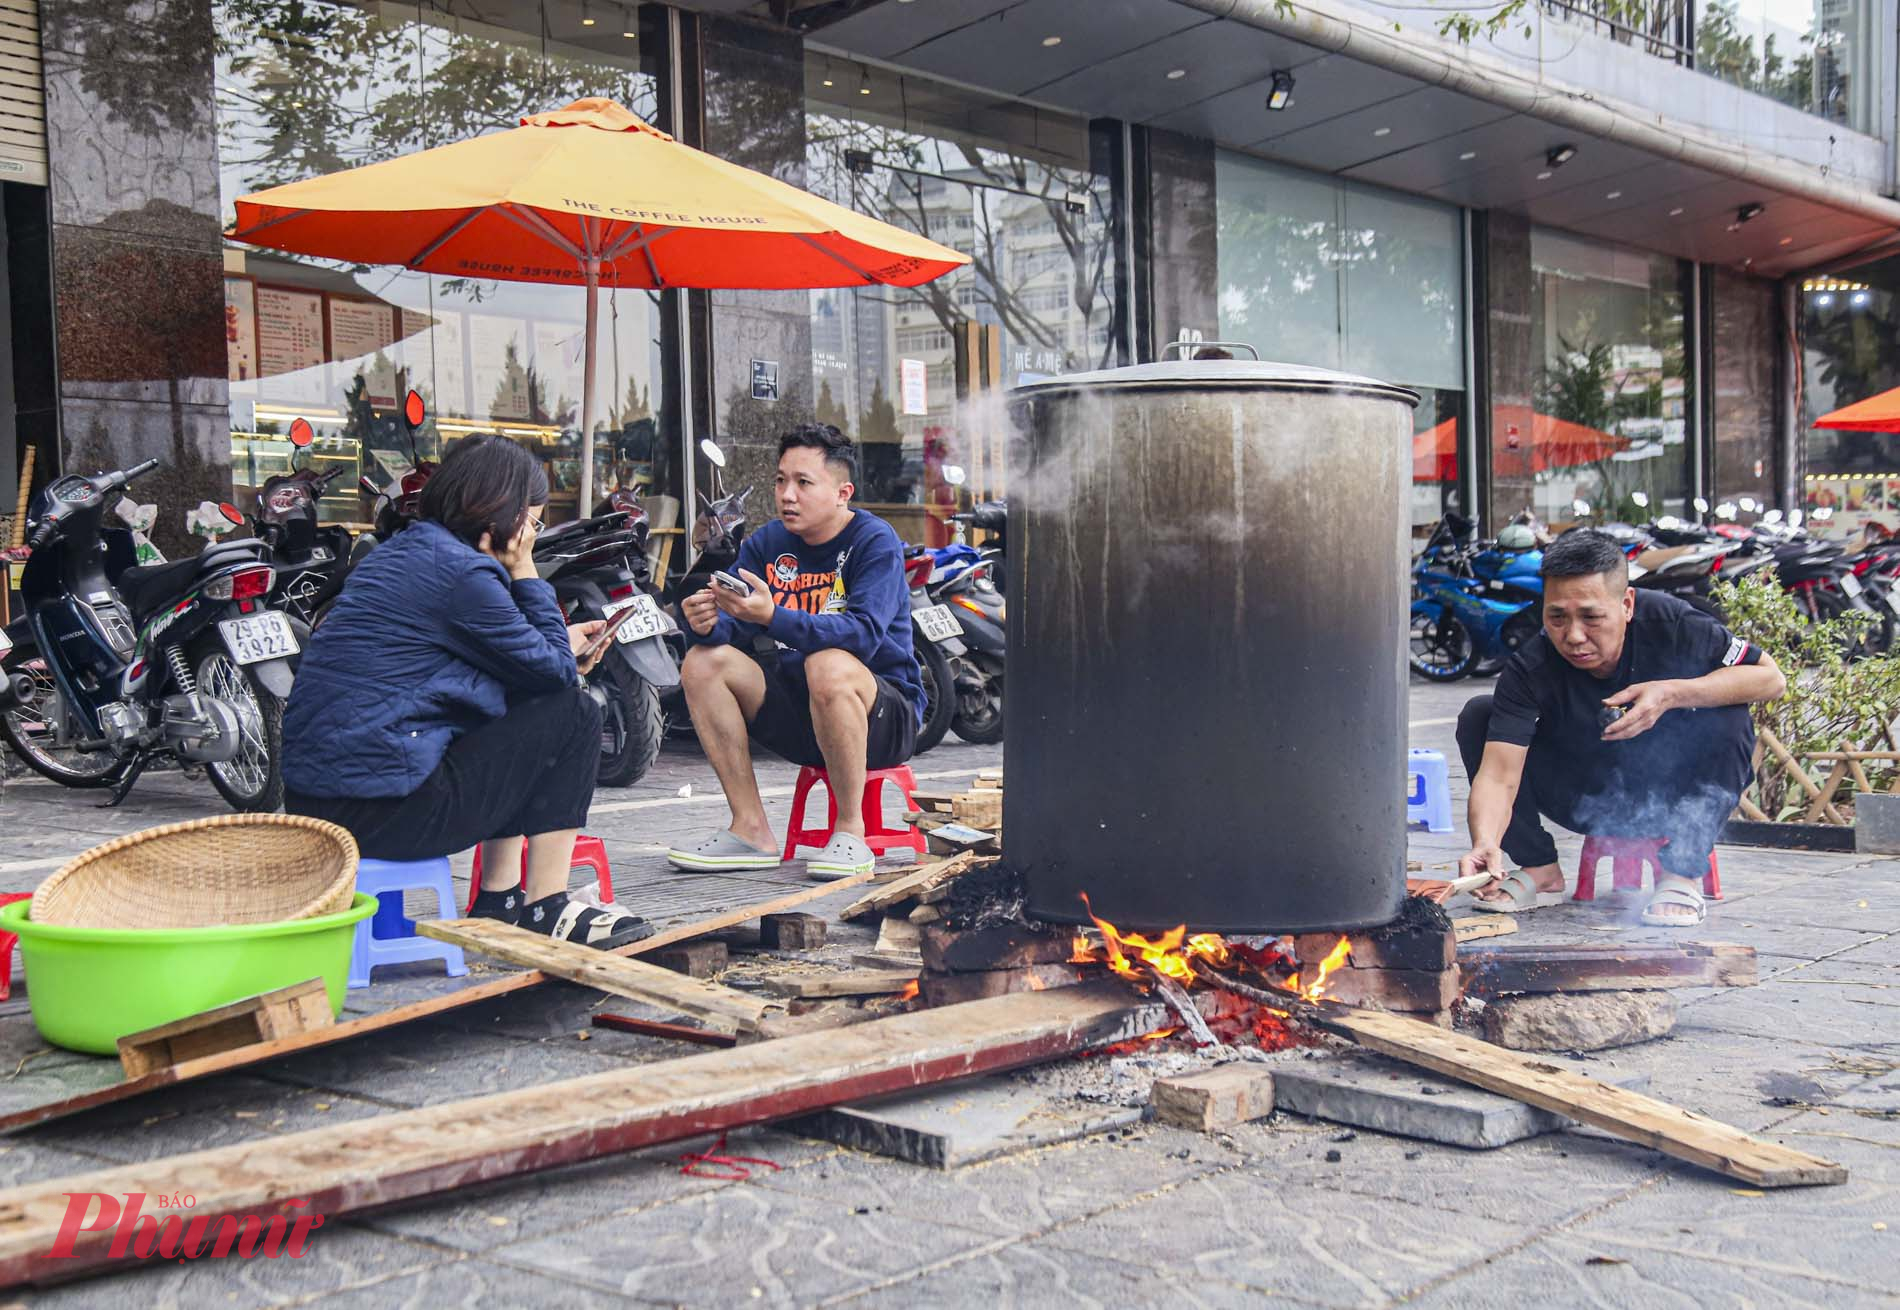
1412 419 1459 482
1813 387 1900 433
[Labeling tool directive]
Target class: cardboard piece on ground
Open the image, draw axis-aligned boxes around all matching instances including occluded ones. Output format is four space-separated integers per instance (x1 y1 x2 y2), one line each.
0 982 1169 1284
790 1073 1140 1168
117 979 332 1078
1272 1051 1651 1149
1452 917 1519 944
417 918 774 1031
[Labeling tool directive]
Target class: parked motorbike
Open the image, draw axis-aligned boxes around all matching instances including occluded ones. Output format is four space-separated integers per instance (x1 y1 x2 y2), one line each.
535 491 678 786
656 441 752 738
0 460 292 810
250 417 356 628
1408 515 1542 682
931 516 1005 744
903 544 964 755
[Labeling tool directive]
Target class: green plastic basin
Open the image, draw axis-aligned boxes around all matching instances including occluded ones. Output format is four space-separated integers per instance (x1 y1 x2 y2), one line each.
0 893 377 1056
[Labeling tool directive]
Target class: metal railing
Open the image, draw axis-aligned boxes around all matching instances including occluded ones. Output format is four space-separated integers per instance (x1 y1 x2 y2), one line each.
1541 0 1696 68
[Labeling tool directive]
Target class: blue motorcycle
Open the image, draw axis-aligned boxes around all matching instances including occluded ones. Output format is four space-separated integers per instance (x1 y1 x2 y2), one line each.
1410 517 1544 682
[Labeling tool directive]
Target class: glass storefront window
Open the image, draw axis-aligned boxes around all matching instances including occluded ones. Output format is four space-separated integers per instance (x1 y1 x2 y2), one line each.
1694 0 1882 135
214 0 679 544
1494 229 1691 527
798 57 1113 543
1711 269 1778 512
1214 152 1466 537
1801 265 1900 536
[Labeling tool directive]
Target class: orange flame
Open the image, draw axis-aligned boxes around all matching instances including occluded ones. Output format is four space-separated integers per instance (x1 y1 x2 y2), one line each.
1286 936 1352 1002
896 980 920 1002
1077 894 1231 985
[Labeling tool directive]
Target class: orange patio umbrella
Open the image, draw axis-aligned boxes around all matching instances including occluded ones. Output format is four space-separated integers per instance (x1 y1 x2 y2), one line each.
227 98 970 510
1813 386 1900 433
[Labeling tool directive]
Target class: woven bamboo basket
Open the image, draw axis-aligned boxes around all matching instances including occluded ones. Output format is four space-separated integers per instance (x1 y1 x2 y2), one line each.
31 814 359 930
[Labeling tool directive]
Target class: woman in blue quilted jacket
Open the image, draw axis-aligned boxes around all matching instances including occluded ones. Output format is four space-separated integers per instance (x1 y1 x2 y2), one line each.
284 436 650 950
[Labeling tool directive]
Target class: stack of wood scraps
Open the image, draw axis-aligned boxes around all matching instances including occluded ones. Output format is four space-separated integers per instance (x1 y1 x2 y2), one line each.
908 771 1002 855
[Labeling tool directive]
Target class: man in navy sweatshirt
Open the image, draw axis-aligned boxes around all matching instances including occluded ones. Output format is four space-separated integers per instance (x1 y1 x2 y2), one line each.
668 424 925 879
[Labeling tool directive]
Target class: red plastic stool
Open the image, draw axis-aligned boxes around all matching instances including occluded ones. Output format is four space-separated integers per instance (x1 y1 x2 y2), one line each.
0 893 29 1000
1573 836 1722 902
465 835 614 914
782 764 929 861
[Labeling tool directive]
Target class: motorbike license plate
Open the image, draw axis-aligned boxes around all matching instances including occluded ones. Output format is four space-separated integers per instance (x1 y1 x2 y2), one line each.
603 593 671 642
218 611 299 665
915 604 963 643
1841 571 1865 597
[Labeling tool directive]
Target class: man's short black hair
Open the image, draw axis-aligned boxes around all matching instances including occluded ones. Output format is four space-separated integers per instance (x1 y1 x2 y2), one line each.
778 423 858 483
1542 527 1630 587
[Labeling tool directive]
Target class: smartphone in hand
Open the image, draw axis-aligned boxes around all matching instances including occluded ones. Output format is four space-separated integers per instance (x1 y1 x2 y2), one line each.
582 605 642 661
711 569 753 596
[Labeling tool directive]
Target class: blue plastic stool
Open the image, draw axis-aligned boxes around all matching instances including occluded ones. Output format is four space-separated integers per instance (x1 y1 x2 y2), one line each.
1407 749 1454 833
348 856 468 989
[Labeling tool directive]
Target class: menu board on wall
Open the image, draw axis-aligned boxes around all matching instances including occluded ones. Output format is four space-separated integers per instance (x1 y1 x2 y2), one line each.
224 277 258 384
255 286 326 403
328 299 397 407
470 314 531 422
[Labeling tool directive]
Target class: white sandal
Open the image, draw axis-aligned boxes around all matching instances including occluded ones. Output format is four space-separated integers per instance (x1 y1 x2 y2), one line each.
1640 884 1707 927
1469 870 1566 914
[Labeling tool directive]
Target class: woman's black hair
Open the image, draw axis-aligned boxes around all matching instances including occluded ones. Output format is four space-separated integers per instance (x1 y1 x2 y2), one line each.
419 434 550 547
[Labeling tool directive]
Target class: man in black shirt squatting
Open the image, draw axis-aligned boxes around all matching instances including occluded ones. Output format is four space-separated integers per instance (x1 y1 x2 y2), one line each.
1456 529 1787 926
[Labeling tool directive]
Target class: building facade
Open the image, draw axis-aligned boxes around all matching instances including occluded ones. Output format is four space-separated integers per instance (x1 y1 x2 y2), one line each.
4 0 1899 558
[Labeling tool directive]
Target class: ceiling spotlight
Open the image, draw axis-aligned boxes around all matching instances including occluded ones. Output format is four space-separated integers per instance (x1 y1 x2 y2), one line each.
1546 143 1577 167
1668 207 1685 216
1854 291 1871 306
1817 293 1835 306
1458 150 1477 161
581 0 594 24
1536 170 1552 181
1727 202 1765 231
1372 126 1391 137
1166 68 1187 79
858 66 871 95
1267 70 1294 111
1041 34 1062 46
1779 236 1794 245
1605 190 1622 200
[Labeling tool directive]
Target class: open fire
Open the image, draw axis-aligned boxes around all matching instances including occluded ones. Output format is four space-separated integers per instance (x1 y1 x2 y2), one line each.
1068 893 1353 1051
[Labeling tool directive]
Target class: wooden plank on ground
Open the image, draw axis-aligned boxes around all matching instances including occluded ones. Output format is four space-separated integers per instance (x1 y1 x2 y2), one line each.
0 982 1167 1287
417 919 773 1030
840 853 981 921
0 872 880 1135
116 979 332 1078
589 1014 737 1047
1451 917 1518 945
1310 1004 1843 1188
762 969 918 999
1460 942 1758 994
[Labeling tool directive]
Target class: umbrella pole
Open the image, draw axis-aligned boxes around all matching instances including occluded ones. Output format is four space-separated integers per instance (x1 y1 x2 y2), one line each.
579 251 600 517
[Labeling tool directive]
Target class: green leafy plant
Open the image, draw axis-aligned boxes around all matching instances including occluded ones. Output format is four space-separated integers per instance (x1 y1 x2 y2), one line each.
1712 569 1900 818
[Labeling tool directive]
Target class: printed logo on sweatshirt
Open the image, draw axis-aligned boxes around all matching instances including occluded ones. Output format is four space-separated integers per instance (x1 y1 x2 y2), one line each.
769 547 851 616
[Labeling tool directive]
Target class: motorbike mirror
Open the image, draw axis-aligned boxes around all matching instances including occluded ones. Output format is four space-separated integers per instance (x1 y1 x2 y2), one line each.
1739 497 1759 513
1717 502 1739 520
218 503 244 526
942 464 967 487
289 417 314 448
1631 491 1649 508
1571 499 1591 517
1763 509 1784 524
1693 496 1710 513
1656 514 1681 530
1789 509 1804 527
404 389 427 429
700 438 727 468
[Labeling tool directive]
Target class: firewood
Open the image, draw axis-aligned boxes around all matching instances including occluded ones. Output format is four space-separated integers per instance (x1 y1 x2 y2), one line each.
838 853 983 921
117 979 332 1078
1459 942 1758 995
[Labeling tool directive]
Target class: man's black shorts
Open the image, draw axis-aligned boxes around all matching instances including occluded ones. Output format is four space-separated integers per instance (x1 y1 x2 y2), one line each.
747 655 918 770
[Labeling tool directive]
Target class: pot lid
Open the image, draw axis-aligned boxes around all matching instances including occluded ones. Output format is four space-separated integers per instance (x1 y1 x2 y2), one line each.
1011 358 1420 408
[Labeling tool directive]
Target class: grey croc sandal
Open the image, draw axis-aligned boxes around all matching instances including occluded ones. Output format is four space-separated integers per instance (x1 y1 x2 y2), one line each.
1470 871 1565 914
1640 883 1707 927
667 830 783 873
805 832 875 881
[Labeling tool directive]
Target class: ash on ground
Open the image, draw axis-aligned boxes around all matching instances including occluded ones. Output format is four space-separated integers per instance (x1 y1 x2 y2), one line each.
1028 1037 1340 1108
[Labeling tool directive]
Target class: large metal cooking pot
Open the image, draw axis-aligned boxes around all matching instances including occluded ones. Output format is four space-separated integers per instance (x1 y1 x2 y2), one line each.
1006 356 1418 935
